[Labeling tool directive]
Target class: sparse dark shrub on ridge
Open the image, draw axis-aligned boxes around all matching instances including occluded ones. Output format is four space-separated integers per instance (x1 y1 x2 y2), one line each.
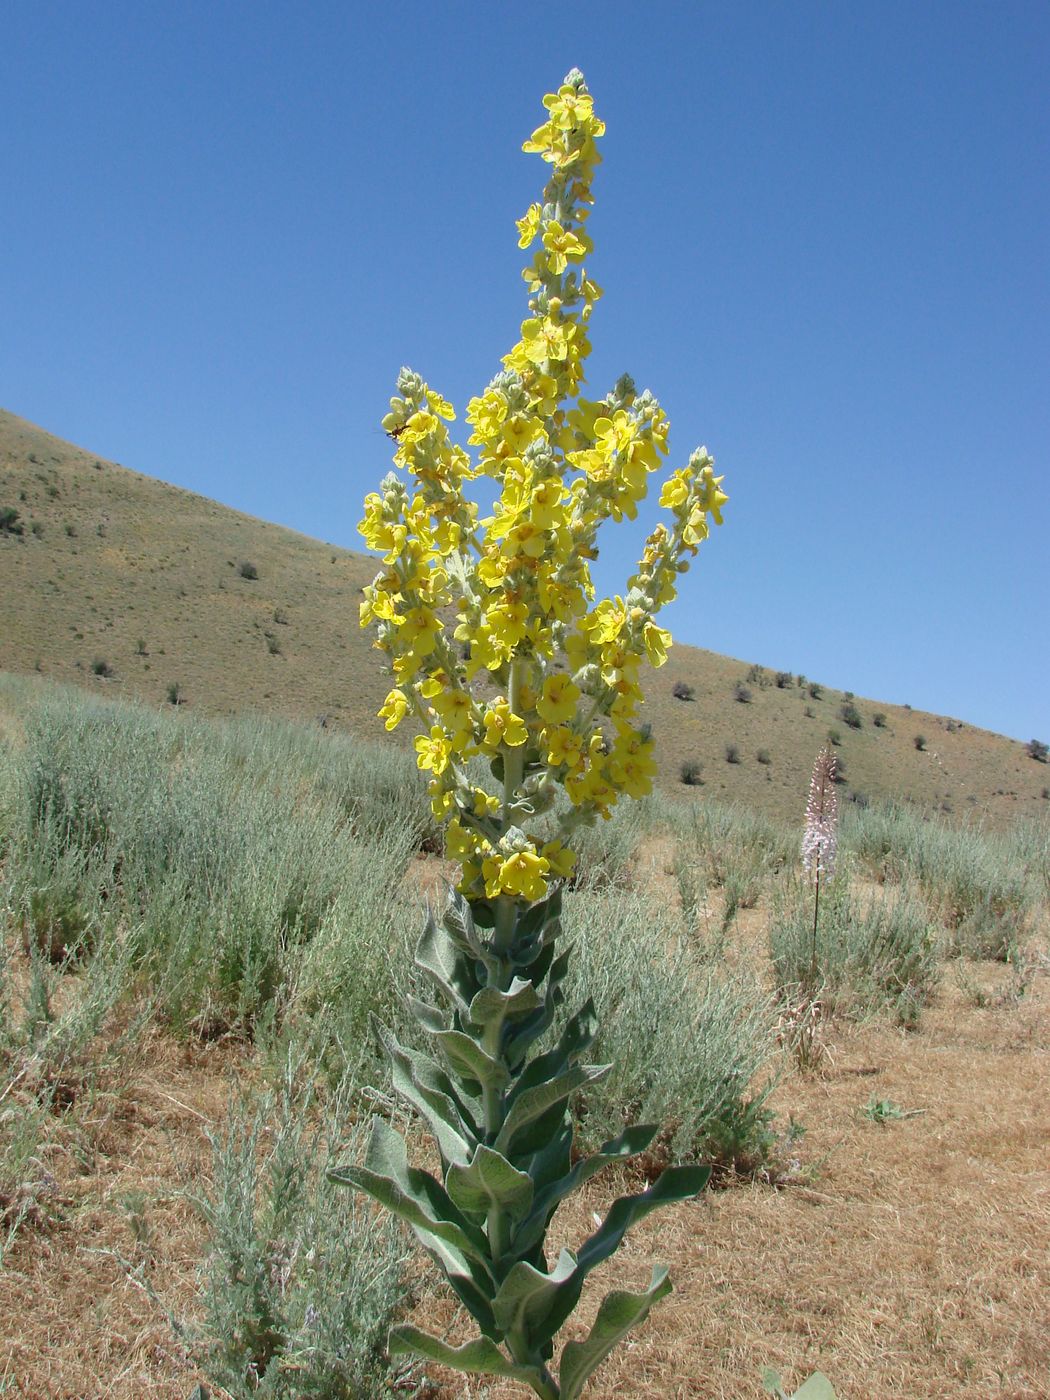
166 682 183 706
775 671 792 689
808 682 823 699
914 734 927 751
804 705 815 718
734 682 752 704
680 759 704 785
238 560 258 580
91 658 113 678
673 680 695 701
1026 738 1048 763
1 507 23 534
757 749 772 766
873 711 887 728
746 663 767 686
725 743 741 764
827 728 842 747
840 702 862 729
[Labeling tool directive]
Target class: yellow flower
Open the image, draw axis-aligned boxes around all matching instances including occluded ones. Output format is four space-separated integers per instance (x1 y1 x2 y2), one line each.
537 673 581 726
378 688 410 731
482 698 528 751
546 726 584 770
642 621 672 668
414 727 452 775
483 850 550 902
516 203 542 248
542 220 589 274
540 839 577 879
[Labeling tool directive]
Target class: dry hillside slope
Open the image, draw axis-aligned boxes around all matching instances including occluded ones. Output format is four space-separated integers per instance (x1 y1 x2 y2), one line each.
1 407 1045 827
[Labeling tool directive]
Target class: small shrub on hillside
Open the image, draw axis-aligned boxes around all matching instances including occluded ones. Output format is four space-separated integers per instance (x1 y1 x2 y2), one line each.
808 682 823 699
804 705 815 718
840 702 862 729
64 523 76 537
914 734 927 751
30 521 44 537
680 759 704 786
1026 738 1048 763
775 671 792 689
672 680 695 701
746 663 768 686
827 728 841 747
237 560 258 580
135 638 148 656
0 507 23 534
91 657 113 678
757 749 772 766
265 631 281 655
873 711 887 728
725 743 741 764
166 682 183 706
734 683 752 704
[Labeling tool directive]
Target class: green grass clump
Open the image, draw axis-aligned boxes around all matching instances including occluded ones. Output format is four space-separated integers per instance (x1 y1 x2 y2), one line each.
6 685 420 1040
562 889 776 1171
191 1056 409 1399
769 868 939 1026
844 803 1037 959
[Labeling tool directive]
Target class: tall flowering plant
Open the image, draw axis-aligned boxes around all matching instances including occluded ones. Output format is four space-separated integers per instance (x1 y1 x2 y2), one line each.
332 71 727 1399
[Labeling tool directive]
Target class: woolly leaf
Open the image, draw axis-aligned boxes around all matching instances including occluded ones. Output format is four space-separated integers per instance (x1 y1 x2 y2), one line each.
446 1144 535 1223
559 1267 672 1400
388 1325 546 1386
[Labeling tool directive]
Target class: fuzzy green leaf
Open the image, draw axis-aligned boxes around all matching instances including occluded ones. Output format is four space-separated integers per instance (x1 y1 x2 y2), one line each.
558 1267 672 1400
540 1164 710 1342
793 1375 837 1400
468 977 544 1032
416 910 477 1016
327 1119 489 1269
376 1022 477 1166
495 1063 610 1156
432 1028 511 1091
513 1123 660 1256
491 1250 576 1342
388 1325 546 1386
446 1144 535 1223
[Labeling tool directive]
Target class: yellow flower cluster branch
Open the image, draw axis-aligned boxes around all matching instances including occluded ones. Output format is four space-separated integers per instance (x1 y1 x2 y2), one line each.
357 69 727 908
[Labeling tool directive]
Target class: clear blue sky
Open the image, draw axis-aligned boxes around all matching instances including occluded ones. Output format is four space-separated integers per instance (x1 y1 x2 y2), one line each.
3 2 1047 741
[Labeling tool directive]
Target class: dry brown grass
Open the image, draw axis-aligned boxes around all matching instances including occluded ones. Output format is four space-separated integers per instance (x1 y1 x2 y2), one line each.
2 905 1047 1400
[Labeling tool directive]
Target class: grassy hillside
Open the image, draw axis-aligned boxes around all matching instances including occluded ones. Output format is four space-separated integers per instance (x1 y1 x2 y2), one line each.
2 406 1046 827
